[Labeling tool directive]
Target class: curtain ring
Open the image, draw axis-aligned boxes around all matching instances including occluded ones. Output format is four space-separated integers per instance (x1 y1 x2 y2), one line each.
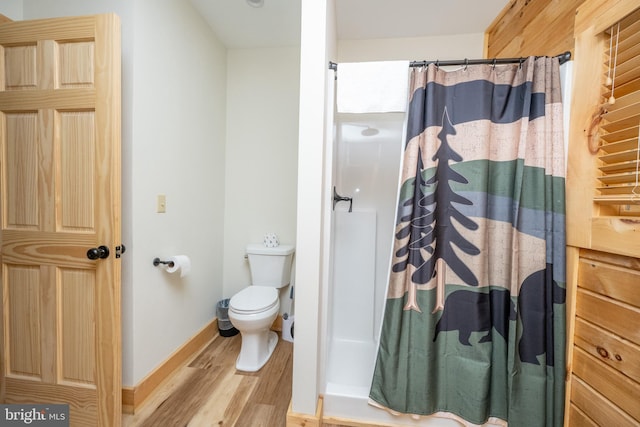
492 58 497 70
518 58 524 69
464 58 468 71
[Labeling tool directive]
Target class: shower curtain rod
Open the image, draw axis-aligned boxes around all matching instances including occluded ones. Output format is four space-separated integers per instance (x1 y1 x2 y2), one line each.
328 51 571 71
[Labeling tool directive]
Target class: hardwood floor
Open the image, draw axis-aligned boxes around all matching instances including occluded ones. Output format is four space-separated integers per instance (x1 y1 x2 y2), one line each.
123 332 293 427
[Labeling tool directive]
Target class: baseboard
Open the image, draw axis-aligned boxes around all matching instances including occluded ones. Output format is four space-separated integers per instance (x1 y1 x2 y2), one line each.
286 396 323 427
272 314 283 331
321 415 405 427
122 318 218 414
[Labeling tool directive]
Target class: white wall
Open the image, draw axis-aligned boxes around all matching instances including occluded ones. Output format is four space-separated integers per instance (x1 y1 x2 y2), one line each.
317 0 338 408
128 0 227 386
14 0 228 386
292 0 335 415
337 33 485 62
223 47 300 311
0 2 22 19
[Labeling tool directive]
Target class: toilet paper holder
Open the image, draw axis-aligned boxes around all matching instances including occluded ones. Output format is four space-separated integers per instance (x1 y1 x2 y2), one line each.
153 257 175 268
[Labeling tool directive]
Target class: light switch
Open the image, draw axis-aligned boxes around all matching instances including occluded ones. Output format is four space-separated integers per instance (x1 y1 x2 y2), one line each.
157 194 166 213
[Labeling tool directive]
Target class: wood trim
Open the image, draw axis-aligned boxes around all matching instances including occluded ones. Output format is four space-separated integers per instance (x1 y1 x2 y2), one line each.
94 14 123 426
272 314 283 332
574 0 640 36
564 245 580 426
591 217 640 257
122 319 218 414
287 396 323 427
322 415 411 427
0 14 12 24
566 9 605 249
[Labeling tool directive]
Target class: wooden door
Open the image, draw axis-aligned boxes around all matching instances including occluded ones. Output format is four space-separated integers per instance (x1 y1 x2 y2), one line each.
0 14 121 426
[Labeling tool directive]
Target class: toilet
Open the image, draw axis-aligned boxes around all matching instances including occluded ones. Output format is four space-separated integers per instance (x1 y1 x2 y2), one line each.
228 243 294 372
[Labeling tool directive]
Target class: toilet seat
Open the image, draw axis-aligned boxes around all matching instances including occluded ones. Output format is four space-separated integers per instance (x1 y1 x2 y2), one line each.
229 287 278 315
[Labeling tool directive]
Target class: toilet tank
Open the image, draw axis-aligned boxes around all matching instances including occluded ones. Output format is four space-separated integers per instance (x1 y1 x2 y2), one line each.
246 244 295 288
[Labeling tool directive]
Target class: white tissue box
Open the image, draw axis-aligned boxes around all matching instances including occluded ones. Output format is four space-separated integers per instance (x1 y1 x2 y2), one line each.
263 233 279 248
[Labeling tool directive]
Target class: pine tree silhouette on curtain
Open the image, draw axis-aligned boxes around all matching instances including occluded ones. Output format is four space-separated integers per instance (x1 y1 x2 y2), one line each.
393 108 480 313
392 147 434 312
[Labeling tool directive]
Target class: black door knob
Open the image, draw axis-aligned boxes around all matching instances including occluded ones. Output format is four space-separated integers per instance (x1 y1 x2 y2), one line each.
87 245 110 260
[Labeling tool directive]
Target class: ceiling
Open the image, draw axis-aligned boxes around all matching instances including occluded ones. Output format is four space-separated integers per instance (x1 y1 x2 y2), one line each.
190 0 511 49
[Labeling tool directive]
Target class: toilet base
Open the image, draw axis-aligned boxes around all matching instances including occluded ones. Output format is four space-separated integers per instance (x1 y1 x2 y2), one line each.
235 330 278 372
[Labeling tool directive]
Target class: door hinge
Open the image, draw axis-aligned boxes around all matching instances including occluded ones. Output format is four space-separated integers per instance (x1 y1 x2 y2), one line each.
115 244 126 258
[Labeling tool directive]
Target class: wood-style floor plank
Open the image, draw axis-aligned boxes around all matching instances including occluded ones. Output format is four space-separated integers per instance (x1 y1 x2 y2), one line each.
235 403 275 427
123 333 293 427
189 333 242 369
187 372 258 426
137 365 226 427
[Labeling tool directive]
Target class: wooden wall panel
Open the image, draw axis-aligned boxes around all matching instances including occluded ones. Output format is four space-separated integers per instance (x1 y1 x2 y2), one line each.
574 318 640 383
578 259 640 305
568 404 598 427
570 377 638 427
580 247 640 269
572 347 640 420
575 289 640 346
573 249 640 425
486 0 586 58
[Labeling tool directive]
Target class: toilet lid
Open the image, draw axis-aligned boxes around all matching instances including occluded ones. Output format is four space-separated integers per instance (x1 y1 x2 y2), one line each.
229 287 279 314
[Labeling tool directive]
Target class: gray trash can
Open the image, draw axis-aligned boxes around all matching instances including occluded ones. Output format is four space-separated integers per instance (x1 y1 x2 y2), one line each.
216 298 239 337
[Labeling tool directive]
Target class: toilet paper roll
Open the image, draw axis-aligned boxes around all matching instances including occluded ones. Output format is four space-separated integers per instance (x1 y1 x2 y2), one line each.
165 255 191 278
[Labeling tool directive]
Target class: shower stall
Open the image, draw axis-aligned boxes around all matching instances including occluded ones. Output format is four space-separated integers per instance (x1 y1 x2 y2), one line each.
321 115 463 426
322 111 420 424
320 62 573 425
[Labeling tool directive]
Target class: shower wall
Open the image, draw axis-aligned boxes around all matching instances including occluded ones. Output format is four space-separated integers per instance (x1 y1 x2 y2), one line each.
331 113 405 330
325 112 403 395
324 112 468 427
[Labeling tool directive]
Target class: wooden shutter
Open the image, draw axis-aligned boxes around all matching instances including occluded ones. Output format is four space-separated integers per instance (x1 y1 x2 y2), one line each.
594 8 640 210
567 0 640 257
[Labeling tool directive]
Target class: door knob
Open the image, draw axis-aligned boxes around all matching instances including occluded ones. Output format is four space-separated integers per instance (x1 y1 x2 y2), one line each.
87 245 110 260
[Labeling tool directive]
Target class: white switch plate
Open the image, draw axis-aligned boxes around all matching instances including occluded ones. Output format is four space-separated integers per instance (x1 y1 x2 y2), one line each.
157 194 166 213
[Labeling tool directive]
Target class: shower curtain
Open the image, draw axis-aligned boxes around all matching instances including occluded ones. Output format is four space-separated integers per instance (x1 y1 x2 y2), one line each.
369 57 566 426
